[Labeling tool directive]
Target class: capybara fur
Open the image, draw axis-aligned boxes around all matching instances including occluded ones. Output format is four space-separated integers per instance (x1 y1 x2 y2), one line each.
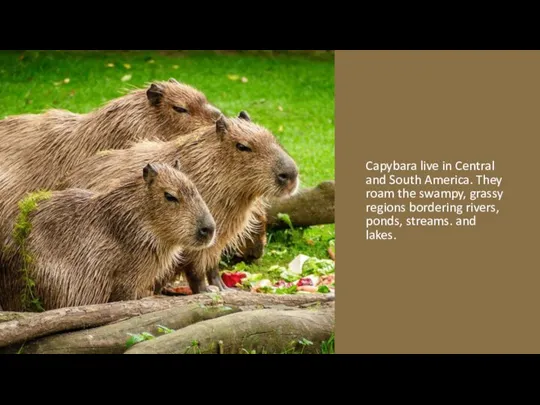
0 79 221 248
0 162 216 311
58 113 299 294
225 209 268 265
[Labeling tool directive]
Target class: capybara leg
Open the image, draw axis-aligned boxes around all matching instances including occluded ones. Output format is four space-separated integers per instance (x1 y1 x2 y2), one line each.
153 281 164 295
109 284 138 303
184 267 211 294
207 266 231 291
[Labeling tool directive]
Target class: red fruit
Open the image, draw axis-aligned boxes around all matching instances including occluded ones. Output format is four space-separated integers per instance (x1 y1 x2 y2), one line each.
297 277 313 287
274 280 287 287
173 286 192 295
221 272 247 288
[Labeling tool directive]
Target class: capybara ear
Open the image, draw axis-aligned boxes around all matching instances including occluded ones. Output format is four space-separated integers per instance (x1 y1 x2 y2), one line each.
173 159 180 170
215 115 229 141
238 111 251 121
169 78 180 84
143 163 158 186
146 83 164 106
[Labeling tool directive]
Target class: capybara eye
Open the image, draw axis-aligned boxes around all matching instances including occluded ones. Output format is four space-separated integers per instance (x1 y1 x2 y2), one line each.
236 143 252 152
164 192 179 203
173 106 189 114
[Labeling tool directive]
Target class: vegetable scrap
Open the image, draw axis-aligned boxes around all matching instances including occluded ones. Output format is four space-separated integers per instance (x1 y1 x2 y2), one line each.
221 254 335 295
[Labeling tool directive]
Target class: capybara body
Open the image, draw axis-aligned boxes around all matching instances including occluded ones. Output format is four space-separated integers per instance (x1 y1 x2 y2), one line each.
0 79 221 248
0 162 216 311
59 114 299 294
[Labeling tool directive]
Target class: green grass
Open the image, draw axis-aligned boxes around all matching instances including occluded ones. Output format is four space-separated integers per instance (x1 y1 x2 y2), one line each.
0 50 335 275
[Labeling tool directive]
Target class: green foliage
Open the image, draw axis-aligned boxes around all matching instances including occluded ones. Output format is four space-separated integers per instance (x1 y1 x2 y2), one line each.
277 213 294 230
298 338 314 354
275 284 298 295
239 335 334 354
156 325 174 335
12 190 52 312
125 332 155 348
317 285 331 293
302 257 335 276
13 190 52 245
186 340 202 354
320 333 335 354
125 325 175 349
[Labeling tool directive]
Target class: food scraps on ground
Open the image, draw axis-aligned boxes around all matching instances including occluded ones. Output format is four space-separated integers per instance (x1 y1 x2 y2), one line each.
162 286 193 296
221 271 247 288
161 253 335 296
221 254 335 295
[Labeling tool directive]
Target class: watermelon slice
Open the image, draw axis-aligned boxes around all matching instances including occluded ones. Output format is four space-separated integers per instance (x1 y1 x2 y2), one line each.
221 272 247 288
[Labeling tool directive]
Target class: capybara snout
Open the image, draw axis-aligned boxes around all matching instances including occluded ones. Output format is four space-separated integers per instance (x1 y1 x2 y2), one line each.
274 150 299 196
195 214 216 247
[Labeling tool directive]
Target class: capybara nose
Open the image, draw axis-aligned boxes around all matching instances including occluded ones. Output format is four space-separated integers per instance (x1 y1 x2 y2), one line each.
198 226 214 238
277 172 291 185
277 166 299 187
197 217 216 243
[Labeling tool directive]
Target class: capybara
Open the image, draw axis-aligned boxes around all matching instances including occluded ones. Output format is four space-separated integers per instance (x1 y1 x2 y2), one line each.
58 113 299 294
0 162 216 311
0 79 221 248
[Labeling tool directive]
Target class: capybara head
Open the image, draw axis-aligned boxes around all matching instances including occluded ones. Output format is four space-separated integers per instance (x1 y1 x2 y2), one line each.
141 161 216 250
209 112 299 199
146 78 222 134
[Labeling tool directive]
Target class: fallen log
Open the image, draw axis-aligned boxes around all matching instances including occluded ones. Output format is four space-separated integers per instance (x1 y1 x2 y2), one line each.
0 290 334 348
266 180 335 229
0 312 36 323
125 306 335 354
6 303 240 354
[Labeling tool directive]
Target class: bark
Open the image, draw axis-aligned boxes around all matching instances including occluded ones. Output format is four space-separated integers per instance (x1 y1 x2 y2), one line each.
0 290 334 348
7 304 240 354
124 306 335 354
0 312 35 323
266 180 335 229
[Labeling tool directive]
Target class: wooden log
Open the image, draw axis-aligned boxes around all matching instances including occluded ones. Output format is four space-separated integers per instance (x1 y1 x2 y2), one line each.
0 311 35 323
124 306 335 354
267 180 335 229
7 304 240 354
0 290 334 348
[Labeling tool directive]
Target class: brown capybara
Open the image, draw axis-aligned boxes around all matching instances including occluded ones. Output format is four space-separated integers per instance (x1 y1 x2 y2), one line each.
0 79 221 249
0 162 216 311
58 113 299 294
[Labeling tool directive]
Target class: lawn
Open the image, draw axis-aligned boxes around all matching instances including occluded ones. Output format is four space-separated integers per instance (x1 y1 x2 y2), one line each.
0 50 335 283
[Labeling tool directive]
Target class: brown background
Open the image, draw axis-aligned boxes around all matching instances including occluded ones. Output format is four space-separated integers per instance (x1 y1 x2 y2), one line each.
336 50 540 353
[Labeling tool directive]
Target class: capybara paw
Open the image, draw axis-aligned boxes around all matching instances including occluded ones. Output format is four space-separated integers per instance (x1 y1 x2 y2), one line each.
208 274 232 291
217 279 232 291
205 285 220 293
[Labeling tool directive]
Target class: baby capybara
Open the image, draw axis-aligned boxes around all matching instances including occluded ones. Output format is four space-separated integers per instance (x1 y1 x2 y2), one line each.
58 113 299 294
0 162 216 311
0 79 221 248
